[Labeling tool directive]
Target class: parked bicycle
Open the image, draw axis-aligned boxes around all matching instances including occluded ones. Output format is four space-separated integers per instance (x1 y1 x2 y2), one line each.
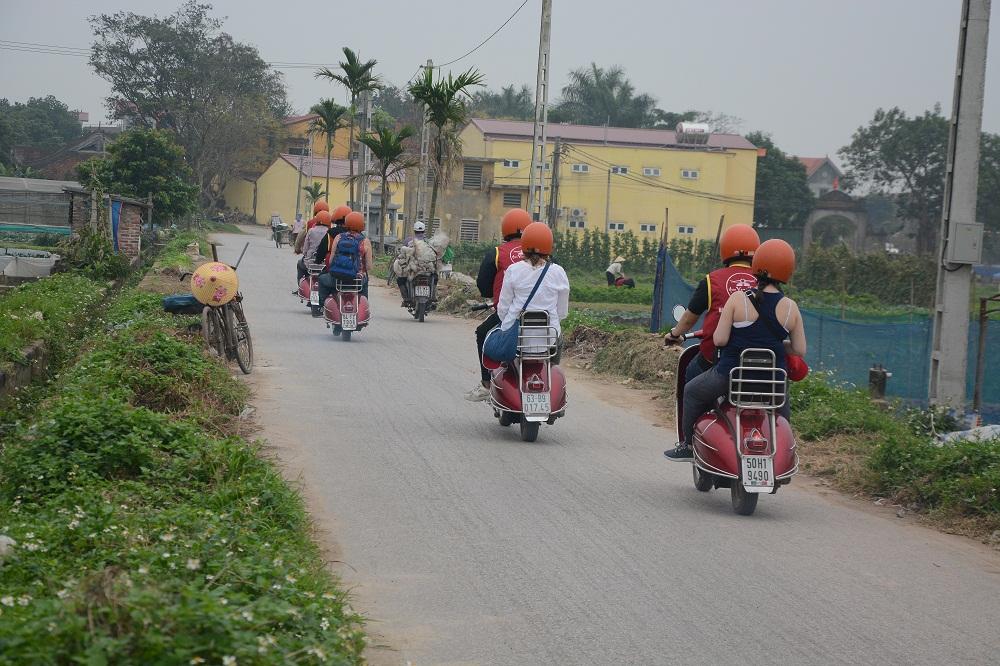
176 241 253 374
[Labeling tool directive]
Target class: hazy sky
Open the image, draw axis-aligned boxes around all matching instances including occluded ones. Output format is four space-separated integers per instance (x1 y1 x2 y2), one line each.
2 0 998 160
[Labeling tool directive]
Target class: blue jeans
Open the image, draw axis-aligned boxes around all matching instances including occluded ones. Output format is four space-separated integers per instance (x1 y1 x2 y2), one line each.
685 353 712 385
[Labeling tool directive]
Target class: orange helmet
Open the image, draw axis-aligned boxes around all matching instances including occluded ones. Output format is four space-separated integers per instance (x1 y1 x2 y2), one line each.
719 224 760 264
331 205 352 223
520 222 553 255
344 211 365 233
314 210 332 226
501 208 532 239
313 201 329 215
751 238 796 283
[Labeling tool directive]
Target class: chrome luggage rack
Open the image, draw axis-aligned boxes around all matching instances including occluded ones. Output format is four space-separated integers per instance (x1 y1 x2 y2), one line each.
335 277 363 293
518 310 559 359
728 348 787 410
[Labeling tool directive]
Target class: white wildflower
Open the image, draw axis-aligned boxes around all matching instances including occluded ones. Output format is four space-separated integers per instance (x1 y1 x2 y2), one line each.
285 575 296 584
0 596 14 607
189 658 205 665
137 566 149 575
320 617 330 631
222 657 236 666
17 596 30 606
272 557 283 567
159 533 175 542
241 610 253 622
306 647 327 661
68 520 79 530
186 559 201 571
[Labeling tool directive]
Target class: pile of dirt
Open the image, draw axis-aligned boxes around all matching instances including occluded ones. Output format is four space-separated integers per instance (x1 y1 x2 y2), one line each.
565 326 681 388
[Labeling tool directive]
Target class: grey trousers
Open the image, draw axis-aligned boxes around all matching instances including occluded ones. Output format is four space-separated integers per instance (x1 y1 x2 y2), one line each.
682 369 790 446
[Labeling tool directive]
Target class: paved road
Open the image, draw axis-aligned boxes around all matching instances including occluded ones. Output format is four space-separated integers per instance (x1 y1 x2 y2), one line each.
221 230 1000 665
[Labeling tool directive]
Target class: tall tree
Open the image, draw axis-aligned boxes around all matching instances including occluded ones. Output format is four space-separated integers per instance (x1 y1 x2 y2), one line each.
372 83 422 127
552 64 660 128
838 107 948 254
354 122 418 250
315 47 380 206
408 67 485 231
76 128 198 222
309 100 349 204
89 1 289 207
744 131 814 230
470 84 534 120
0 96 82 163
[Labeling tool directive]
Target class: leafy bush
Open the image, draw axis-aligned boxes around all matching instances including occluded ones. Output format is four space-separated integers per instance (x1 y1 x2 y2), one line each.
570 284 654 305
0 297 366 663
0 273 105 364
58 224 133 280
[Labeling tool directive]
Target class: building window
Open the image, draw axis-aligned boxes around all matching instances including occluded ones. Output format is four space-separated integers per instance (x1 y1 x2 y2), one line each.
502 192 523 208
640 223 657 233
351 150 360 160
463 164 483 188
544 162 551 171
677 225 695 235
681 169 700 180
396 212 405 221
460 219 480 242
571 163 590 173
287 146 309 156
568 218 586 229
430 217 441 233
642 167 661 177
608 222 625 232
611 165 629 175
502 159 520 168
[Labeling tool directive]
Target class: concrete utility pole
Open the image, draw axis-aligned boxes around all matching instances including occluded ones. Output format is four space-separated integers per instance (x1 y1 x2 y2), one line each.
604 167 612 229
295 132 308 218
528 0 552 220
358 90 374 233
415 60 433 228
546 136 562 227
928 0 991 409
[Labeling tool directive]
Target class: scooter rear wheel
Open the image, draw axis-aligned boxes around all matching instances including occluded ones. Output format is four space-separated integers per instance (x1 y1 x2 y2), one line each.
693 465 714 492
341 331 352 342
731 481 759 515
519 420 540 442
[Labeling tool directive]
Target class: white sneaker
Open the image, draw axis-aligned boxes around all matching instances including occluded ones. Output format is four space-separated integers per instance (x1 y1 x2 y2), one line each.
464 384 490 402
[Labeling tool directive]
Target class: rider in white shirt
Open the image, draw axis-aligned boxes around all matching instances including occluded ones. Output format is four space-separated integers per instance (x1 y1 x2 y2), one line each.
496 223 570 337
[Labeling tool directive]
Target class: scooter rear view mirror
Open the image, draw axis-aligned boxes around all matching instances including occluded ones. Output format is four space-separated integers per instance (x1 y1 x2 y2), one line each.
672 304 686 323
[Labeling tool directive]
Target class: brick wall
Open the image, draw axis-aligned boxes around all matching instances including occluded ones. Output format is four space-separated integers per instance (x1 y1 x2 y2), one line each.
117 203 143 262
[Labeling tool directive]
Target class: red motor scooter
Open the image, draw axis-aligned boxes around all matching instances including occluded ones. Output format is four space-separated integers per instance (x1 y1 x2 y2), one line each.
323 276 370 342
672 306 798 515
297 262 323 316
475 306 568 442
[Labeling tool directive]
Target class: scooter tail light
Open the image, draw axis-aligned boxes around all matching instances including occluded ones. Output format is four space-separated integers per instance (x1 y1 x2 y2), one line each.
743 428 769 454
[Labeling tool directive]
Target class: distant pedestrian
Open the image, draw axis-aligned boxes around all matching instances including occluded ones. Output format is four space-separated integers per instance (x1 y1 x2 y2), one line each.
606 256 625 285
291 213 305 244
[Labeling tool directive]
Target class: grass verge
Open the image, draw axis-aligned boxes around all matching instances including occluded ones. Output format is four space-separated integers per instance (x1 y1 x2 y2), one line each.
0 289 366 663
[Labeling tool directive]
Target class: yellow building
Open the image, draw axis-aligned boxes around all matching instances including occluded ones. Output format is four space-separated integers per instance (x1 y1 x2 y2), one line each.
424 118 757 243
223 154 405 237
281 113 355 160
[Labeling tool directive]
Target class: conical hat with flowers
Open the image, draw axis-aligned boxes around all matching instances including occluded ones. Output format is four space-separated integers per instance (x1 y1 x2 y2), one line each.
191 262 239 306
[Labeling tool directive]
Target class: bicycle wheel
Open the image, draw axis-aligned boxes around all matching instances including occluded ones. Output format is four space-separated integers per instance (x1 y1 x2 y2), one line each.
201 307 224 358
230 299 253 374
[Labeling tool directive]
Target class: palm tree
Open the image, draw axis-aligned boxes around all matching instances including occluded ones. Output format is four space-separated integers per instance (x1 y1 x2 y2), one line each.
408 67 485 231
302 182 326 209
315 47 381 206
470 84 533 120
554 63 660 128
352 122 418 251
309 100 349 203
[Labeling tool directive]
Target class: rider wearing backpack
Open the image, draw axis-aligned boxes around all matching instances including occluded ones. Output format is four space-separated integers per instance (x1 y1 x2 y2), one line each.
317 211 372 315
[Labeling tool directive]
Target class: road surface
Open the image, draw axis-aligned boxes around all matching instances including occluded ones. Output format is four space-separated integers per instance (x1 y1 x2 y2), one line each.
220 230 1000 665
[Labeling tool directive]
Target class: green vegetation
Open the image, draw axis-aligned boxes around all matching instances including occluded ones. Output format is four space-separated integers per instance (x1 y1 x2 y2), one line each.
791 373 999 532
0 95 82 165
0 290 365 663
0 274 105 365
570 284 653 305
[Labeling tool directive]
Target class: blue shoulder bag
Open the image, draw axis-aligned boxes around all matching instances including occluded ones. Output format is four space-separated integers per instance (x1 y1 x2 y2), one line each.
483 262 551 363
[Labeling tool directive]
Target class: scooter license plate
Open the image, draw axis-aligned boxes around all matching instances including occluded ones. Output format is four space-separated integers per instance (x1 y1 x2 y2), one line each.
414 285 431 297
342 313 357 330
310 290 319 306
522 392 551 416
741 456 774 492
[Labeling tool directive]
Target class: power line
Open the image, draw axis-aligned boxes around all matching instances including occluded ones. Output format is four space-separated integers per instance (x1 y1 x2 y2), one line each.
434 0 530 68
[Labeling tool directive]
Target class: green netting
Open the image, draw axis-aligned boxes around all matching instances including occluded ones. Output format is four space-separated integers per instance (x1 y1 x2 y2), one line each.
651 247 999 421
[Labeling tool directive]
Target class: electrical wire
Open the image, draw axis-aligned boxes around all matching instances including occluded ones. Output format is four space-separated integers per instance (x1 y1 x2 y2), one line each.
433 0 530 68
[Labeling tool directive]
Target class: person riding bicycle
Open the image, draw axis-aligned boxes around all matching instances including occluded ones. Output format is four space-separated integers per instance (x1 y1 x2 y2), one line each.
317 211 373 315
465 208 530 402
296 209 332 286
664 224 760 385
665 239 807 461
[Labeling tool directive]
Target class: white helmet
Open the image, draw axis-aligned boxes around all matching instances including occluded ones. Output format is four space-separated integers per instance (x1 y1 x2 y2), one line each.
413 221 426 233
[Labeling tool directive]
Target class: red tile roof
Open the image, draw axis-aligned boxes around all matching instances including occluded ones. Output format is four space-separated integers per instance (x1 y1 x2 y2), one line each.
283 113 318 126
796 156 842 178
279 154 406 183
280 154 352 179
468 118 757 150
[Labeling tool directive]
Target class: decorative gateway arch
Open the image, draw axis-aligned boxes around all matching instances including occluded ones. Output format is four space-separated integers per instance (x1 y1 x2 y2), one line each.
802 189 868 253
